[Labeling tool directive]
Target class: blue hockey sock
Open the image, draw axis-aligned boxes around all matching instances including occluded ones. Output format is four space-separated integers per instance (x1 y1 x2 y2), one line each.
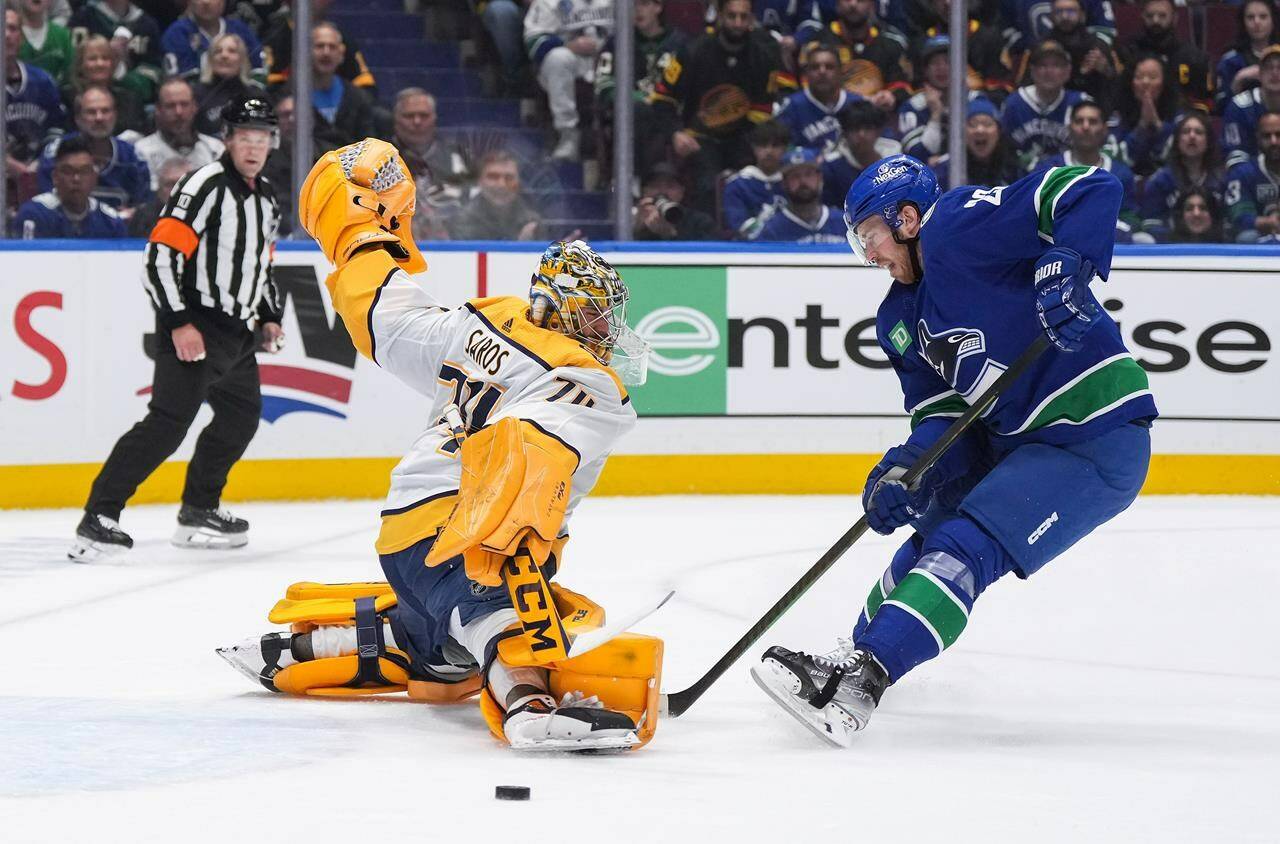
857 517 1014 682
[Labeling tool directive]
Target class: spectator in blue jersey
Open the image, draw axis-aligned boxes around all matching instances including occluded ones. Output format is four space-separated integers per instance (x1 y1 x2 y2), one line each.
37 85 150 211
1168 186 1227 244
1036 0 1118 113
5 7 67 175
1034 100 1141 233
1117 0 1211 114
774 44 860 151
754 147 846 243
192 32 266 135
161 0 265 85
754 0 825 60
1000 39 1089 170
634 162 719 241
1226 110 1280 242
12 135 126 237
930 96 1021 189
1224 45 1280 167
723 118 789 237
1216 0 1280 115
898 35 994 164
1000 0 1114 59
1140 112 1225 241
1110 54 1181 177
822 98 901 204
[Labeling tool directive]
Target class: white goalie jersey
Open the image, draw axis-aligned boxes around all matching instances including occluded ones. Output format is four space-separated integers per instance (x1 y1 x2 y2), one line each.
340 256 637 557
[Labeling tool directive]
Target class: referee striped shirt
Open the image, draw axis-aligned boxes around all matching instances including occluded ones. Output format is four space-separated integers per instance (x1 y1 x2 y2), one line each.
142 152 282 330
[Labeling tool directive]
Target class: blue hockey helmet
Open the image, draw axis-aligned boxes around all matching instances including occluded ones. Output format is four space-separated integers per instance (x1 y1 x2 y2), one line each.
843 154 940 265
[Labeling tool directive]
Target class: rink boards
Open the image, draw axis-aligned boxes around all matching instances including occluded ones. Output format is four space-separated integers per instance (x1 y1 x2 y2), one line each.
1 241 1277 506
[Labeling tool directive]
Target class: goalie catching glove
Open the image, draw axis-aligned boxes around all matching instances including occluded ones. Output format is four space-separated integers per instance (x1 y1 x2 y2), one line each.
298 138 427 273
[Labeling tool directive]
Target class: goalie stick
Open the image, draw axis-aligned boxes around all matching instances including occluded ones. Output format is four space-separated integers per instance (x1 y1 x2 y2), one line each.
660 334 1053 718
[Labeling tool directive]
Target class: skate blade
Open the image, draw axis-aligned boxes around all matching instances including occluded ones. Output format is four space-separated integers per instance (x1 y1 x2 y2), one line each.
67 538 128 563
750 660 858 748
507 731 640 753
214 646 279 692
172 526 249 549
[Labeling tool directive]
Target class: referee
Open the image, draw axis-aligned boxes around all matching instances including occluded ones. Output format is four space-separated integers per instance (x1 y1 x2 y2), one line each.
70 94 286 561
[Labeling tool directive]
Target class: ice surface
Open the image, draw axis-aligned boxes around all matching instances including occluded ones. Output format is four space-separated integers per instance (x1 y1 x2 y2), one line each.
1 496 1278 843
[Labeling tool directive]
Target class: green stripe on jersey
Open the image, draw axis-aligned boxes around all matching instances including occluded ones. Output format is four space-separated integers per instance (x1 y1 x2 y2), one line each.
883 571 969 651
1035 166 1094 241
1015 355 1150 434
911 394 969 428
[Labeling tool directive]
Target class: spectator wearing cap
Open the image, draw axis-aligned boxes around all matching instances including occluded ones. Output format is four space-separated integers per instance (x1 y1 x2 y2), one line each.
308 21 376 150
754 147 846 243
447 151 541 241
1036 0 1118 113
1224 45 1280 167
1140 112 1225 241
1168 186 1227 244
930 97 1021 190
1226 110 1280 242
123 78 225 189
902 0 1009 100
1217 0 1280 114
723 118 789 237
161 0 266 85
1117 0 1211 113
898 35 994 163
37 85 151 212
12 134 126 237
1032 100 1142 235
128 156 194 236
4 7 66 175
1000 39 1090 170
635 162 718 241
821 99 901 205
1111 54 1181 177
773 43 860 151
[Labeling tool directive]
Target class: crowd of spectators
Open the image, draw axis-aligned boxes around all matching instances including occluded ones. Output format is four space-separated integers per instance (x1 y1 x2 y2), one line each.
4 0 1280 243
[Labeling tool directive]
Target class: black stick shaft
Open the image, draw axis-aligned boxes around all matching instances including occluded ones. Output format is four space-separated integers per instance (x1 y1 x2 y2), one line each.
664 334 1052 718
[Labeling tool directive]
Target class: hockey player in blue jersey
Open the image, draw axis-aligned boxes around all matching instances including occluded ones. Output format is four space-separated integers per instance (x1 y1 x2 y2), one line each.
751 153 1157 746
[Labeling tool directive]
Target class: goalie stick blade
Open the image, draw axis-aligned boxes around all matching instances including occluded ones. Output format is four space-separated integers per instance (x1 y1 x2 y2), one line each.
567 590 675 659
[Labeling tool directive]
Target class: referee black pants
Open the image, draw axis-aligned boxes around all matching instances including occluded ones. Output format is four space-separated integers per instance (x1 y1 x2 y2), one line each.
86 311 262 520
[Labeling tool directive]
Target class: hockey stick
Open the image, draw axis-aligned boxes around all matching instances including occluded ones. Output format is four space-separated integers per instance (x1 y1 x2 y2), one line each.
661 333 1053 718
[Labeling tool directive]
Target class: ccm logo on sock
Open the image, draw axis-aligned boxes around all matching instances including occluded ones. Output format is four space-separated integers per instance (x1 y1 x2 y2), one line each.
1028 512 1059 545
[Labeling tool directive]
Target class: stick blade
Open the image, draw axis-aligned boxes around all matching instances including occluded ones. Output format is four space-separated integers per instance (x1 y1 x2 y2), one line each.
567 590 675 659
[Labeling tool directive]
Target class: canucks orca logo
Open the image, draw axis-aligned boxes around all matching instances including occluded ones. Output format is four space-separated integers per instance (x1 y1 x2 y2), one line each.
917 321 986 385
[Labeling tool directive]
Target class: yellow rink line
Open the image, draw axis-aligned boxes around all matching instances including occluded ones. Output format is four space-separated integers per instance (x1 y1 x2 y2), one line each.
2 453 1277 509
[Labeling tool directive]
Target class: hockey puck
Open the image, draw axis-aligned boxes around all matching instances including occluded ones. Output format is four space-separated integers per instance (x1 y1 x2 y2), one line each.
495 785 531 801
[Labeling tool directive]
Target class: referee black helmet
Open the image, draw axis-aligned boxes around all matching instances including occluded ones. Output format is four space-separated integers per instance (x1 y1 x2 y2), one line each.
223 94 280 146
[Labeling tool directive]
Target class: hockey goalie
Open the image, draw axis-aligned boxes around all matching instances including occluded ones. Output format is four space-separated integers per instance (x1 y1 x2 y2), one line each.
217 139 662 752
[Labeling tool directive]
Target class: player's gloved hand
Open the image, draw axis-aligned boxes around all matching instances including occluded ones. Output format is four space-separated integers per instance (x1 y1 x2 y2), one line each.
862 444 929 535
1033 247 1100 352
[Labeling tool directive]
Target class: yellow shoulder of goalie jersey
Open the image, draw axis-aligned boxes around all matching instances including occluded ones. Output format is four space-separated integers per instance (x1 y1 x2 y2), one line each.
465 296 628 401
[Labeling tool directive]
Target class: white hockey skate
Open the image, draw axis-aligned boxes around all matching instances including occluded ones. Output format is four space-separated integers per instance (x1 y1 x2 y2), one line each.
751 639 888 748
216 632 294 691
503 691 641 752
173 505 249 549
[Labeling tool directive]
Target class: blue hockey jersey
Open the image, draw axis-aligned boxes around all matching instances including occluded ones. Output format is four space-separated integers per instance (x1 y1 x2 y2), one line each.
898 91 992 161
1223 88 1268 167
4 62 66 163
1140 165 1226 239
754 204 847 243
37 134 152 208
722 165 785 236
820 136 903 206
755 0 824 43
161 16 265 81
11 192 127 239
1224 154 1280 234
876 165 1157 448
774 89 862 151
1000 86 1091 166
1000 0 1116 52
1032 151 1138 226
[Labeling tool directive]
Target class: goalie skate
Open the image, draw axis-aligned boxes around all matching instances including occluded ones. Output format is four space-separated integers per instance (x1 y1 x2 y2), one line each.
750 640 888 748
504 692 641 752
216 633 292 691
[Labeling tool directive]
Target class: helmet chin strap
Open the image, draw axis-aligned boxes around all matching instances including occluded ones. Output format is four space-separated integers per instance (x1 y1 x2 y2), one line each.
891 229 925 282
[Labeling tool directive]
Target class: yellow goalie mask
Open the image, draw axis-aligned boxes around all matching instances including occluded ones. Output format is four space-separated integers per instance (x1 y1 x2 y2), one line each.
299 138 427 274
529 241 650 386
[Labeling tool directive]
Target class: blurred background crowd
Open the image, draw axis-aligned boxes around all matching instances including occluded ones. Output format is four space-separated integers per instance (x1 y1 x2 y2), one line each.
4 0 1278 243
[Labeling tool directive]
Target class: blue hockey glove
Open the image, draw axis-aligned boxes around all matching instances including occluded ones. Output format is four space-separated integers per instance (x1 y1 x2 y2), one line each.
1033 247 1100 352
862 444 930 535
